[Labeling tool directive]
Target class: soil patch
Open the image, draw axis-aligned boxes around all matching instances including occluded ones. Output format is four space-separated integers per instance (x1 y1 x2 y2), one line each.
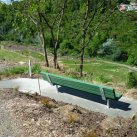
4 44 43 52
1 89 137 136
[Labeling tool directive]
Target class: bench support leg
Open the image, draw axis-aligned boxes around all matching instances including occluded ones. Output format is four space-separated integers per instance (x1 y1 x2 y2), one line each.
107 99 110 108
56 85 59 92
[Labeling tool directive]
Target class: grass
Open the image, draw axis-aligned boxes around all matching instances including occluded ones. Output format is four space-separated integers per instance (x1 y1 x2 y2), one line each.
61 58 130 86
0 41 44 62
0 41 133 89
17 50 44 61
0 49 44 62
67 112 80 124
0 49 28 62
80 129 98 137
41 98 55 109
0 66 28 77
0 64 41 77
133 123 137 130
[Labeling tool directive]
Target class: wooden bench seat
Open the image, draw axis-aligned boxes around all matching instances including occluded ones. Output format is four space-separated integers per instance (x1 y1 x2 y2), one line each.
40 71 122 108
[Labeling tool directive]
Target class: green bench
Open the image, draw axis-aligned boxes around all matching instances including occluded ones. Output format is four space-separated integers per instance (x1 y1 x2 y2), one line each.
40 71 123 108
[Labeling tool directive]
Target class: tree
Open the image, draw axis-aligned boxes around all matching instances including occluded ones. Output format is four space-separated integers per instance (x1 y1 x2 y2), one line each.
13 0 50 66
40 0 68 69
79 0 108 76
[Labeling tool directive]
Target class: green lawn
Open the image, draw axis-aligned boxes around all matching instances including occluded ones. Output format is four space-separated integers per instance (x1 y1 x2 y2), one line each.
62 58 130 86
0 46 132 89
0 50 28 62
0 49 44 62
17 50 44 61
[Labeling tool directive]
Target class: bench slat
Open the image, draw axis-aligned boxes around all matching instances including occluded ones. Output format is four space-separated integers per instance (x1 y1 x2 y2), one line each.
40 71 122 101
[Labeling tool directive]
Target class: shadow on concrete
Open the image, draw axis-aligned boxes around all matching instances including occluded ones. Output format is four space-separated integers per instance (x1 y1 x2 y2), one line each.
58 86 131 111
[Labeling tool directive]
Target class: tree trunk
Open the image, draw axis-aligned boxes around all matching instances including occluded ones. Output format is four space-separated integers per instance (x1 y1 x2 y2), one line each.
40 0 67 69
53 41 59 69
53 0 67 69
38 13 49 67
79 0 89 77
41 30 49 67
79 0 96 77
80 29 86 77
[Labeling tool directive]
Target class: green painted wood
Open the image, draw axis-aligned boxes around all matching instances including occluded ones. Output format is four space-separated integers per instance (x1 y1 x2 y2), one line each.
40 71 122 100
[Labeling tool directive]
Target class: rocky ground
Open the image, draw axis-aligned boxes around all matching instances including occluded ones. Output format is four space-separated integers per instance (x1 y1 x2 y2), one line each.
0 89 137 137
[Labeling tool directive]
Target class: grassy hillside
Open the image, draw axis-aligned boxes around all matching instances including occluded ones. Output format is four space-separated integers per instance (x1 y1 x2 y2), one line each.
62 59 129 85
0 50 28 62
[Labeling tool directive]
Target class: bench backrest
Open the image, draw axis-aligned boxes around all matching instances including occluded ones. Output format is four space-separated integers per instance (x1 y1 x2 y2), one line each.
41 71 117 100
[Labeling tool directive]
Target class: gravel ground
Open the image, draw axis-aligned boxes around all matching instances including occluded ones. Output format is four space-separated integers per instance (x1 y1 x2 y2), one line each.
0 89 106 137
0 90 23 137
1 89 137 137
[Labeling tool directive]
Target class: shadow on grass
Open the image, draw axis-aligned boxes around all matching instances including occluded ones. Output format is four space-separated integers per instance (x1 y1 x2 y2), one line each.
58 86 131 111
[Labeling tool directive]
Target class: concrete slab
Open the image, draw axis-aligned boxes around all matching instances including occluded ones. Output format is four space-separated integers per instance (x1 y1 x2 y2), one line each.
0 78 137 118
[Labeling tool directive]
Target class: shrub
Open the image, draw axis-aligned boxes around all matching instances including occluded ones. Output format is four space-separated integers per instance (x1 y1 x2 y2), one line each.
98 75 111 83
83 72 93 82
80 129 98 137
127 71 137 88
67 113 80 124
127 51 137 66
98 39 121 61
32 64 41 74
66 68 80 79
41 98 55 109
59 40 74 56
14 86 20 92
2 66 28 76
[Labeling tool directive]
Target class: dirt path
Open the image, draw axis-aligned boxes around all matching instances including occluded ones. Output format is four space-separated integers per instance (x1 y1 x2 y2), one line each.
1 88 137 136
0 89 106 137
0 90 23 137
102 60 137 72
62 58 137 71
0 102 19 137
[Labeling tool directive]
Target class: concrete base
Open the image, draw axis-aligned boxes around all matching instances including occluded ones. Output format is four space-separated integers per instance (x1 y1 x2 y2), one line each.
0 78 137 118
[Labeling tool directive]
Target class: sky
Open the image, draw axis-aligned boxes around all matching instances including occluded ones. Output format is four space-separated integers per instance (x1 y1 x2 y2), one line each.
0 0 18 4
0 0 11 4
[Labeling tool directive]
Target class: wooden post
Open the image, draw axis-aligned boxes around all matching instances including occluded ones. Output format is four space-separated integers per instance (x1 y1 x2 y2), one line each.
38 77 41 96
107 99 110 108
56 85 59 92
29 60 32 77
100 87 106 101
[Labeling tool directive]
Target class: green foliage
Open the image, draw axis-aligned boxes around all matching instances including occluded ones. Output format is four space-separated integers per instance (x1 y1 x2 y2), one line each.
0 0 137 66
97 74 111 83
32 64 41 74
127 71 137 88
2 66 28 76
59 40 74 56
98 39 121 61
127 49 137 65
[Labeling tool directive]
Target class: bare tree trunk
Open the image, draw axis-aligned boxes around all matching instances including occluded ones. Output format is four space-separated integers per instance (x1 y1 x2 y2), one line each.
79 0 97 77
41 30 49 67
38 13 49 67
80 29 86 77
50 29 58 69
53 42 59 69
53 0 67 69
41 0 67 69
79 0 89 77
